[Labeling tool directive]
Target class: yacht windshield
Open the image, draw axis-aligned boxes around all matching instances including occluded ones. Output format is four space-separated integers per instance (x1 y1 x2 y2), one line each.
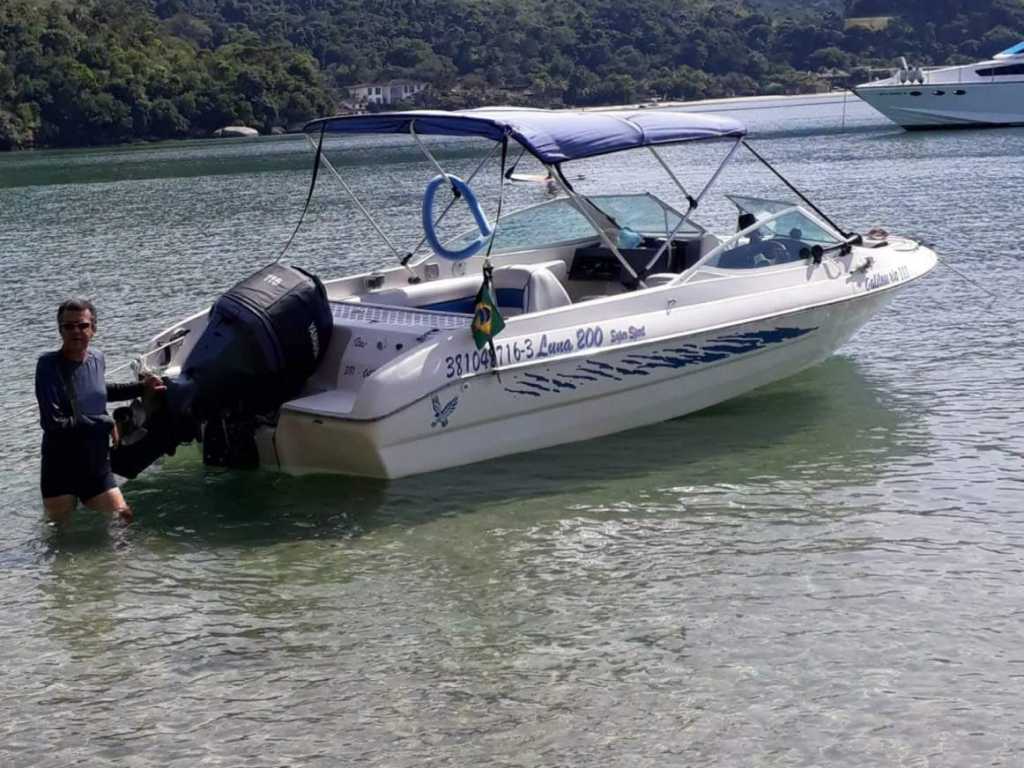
996 41 1024 58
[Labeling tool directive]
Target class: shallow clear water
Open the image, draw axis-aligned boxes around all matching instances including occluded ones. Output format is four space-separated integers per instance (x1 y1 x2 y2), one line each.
2 97 1024 766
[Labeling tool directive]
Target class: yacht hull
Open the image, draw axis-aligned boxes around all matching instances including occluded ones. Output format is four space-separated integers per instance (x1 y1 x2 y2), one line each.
854 81 1024 129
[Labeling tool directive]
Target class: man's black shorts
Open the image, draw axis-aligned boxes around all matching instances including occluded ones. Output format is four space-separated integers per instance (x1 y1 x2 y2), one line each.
40 435 117 501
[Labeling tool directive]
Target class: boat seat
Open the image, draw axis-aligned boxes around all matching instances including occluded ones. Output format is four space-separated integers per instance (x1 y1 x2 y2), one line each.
353 260 571 315
491 262 572 315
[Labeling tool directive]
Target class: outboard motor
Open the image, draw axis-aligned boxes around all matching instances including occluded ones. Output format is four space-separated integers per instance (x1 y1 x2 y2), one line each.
111 263 333 477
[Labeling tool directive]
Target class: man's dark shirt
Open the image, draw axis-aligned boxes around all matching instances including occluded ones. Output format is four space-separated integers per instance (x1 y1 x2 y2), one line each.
35 349 143 458
37 350 110 437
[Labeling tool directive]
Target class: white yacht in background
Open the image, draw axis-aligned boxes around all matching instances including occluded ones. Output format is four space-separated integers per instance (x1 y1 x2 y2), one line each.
853 42 1024 129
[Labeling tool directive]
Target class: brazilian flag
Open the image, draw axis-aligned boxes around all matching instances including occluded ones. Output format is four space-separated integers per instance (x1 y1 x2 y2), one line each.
471 274 505 350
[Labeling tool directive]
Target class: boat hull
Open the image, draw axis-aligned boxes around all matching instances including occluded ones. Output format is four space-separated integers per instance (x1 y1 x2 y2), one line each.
270 290 891 479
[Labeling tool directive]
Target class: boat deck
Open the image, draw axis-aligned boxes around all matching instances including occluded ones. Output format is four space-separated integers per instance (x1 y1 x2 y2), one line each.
330 300 472 330
299 301 473 407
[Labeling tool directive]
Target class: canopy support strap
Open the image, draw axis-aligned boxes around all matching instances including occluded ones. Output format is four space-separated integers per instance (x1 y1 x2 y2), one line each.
277 123 326 263
502 146 529 180
484 137 509 261
482 138 509 380
553 164 575 193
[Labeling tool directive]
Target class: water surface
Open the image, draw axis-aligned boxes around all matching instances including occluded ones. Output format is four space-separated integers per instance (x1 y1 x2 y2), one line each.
2 97 1023 766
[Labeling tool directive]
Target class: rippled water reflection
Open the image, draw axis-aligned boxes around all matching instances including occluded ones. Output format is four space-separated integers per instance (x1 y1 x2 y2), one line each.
2 98 1024 766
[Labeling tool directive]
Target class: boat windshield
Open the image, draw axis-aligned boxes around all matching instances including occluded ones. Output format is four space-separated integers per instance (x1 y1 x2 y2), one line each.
727 194 795 219
446 197 597 255
444 192 701 255
727 195 842 244
587 193 704 238
703 205 842 270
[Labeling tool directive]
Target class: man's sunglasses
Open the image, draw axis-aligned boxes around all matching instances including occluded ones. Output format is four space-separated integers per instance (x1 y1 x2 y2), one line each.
60 322 93 331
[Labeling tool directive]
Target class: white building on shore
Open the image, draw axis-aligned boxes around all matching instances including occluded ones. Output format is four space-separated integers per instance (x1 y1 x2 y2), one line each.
347 80 427 108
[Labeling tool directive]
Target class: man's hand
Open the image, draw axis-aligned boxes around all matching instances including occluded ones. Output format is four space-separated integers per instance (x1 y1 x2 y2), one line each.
142 374 167 394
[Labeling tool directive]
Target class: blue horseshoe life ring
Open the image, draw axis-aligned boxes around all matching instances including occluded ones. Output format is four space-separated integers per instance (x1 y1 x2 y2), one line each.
422 174 493 261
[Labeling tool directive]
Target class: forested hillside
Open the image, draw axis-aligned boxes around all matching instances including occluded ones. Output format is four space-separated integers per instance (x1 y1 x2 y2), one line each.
2 0 1023 149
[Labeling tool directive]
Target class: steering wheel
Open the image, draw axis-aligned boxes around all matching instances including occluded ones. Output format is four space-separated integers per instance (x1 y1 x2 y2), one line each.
758 239 789 265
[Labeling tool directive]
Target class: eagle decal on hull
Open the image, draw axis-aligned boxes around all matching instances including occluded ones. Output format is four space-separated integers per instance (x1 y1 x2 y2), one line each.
430 394 459 428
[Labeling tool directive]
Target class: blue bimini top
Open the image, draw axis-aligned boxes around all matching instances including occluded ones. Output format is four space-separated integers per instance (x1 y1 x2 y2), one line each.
304 107 746 164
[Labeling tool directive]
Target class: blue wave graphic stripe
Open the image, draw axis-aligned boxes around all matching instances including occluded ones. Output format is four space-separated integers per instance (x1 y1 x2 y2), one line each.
503 326 818 397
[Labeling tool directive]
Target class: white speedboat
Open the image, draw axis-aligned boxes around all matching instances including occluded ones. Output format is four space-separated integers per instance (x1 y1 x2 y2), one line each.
853 42 1024 128
116 108 936 480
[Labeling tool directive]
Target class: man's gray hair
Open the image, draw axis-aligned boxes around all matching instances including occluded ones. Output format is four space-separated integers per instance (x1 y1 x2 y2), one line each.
57 298 97 326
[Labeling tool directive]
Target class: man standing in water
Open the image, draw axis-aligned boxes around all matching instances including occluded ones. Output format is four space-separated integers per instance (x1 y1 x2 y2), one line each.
35 299 165 526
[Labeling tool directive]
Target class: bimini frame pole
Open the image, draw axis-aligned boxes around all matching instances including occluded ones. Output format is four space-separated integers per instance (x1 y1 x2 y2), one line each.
551 136 744 287
696 136 743 206
647 145 697 211
409 119 450 179
549 165 646 288
405 121 503 268
638 138 742 278
661 137 755 288
304 133 409 266
300 127 502 278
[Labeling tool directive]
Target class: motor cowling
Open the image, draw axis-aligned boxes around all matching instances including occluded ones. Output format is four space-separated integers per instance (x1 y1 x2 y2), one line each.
170 262 333 421
111 263 333 477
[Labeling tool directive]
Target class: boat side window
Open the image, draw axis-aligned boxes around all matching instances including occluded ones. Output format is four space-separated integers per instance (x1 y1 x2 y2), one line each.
975 63 1024 77
704 208 840 271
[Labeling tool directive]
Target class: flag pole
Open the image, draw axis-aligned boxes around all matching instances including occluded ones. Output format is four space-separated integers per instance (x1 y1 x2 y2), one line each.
477 136 509 382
